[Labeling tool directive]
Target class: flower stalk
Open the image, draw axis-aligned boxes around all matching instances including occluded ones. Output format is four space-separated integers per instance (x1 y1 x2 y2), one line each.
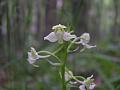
58 43 68 90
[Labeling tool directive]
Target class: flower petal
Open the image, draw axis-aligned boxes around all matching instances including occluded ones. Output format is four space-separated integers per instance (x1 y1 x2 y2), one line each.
44 32 58 42
80 33 90 43
27 58 36 64
52 24 66 30
28 52 37 64
65 70 73 81
89 83 96 89
87 75 93 79
84 44 96 49
79 85 86 90
79 33 90 45
65 72 70 81
63 32 76 41
30 47 40 59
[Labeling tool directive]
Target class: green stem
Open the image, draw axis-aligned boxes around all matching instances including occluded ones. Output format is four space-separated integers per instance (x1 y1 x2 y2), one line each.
59 44 68 90
61 60 67 90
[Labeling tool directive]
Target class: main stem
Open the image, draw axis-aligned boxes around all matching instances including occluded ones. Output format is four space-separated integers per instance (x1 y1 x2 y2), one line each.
60 44 68 90
61 55 67 90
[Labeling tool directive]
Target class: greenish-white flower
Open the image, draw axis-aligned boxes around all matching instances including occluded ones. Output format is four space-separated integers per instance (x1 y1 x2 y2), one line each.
65 70 73 81
44 24 76 44
79 33 96 48
79 75 96 90
28 47 40 64
27 47 49 64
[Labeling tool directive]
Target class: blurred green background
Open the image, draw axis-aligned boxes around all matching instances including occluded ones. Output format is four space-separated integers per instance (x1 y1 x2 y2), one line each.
0 0 120 90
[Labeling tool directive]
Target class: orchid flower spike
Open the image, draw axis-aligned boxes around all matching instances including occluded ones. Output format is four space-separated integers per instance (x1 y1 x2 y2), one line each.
27 47 49 64
44 24 76 44
79 75 96 90
79 33 96 49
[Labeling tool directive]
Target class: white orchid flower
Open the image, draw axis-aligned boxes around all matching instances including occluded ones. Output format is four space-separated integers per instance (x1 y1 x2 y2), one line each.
79 33 96 49
27 47 49 64
28 47 40 64
44 24 76 44
65 70 73 81
79 75 96 90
